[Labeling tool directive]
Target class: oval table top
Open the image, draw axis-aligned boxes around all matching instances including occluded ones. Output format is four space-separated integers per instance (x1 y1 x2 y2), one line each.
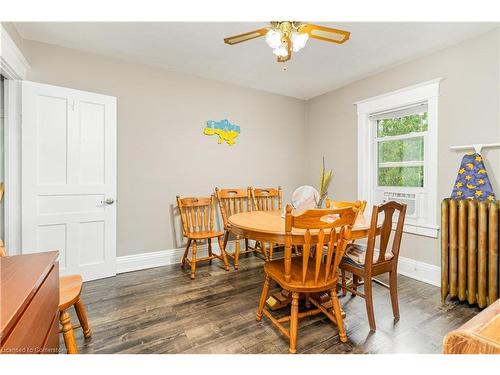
228 209 372 244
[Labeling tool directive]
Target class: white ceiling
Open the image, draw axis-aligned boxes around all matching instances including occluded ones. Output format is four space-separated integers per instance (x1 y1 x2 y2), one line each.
14 22 498 100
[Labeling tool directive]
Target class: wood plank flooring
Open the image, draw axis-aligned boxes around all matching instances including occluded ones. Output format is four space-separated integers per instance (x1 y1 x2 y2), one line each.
65 255 480 354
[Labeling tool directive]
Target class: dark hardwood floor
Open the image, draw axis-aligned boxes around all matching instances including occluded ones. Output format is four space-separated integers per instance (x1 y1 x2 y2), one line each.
66 255 480 354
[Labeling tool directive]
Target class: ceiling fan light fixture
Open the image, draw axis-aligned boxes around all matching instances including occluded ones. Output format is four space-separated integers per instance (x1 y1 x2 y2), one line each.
291 31 309 52
224 22 350 64
273 43 289 57
265 29 282 49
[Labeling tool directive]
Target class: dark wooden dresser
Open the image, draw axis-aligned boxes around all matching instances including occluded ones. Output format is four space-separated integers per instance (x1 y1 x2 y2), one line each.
0 251 60 354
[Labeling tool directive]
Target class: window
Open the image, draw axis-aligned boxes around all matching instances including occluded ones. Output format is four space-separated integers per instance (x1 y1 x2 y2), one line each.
356 80 441 238
374 105 427 188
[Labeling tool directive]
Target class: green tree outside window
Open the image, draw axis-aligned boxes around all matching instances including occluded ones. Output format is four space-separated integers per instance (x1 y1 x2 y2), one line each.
377 112 427 187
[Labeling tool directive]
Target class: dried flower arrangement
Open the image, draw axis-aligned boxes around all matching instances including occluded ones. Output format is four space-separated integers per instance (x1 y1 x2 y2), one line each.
317 156 333 208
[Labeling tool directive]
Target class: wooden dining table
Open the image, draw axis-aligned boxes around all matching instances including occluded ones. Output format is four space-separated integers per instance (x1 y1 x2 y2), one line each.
228 209 373 310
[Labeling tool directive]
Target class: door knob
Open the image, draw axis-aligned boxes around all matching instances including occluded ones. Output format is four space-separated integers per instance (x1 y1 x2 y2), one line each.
102 197 115 205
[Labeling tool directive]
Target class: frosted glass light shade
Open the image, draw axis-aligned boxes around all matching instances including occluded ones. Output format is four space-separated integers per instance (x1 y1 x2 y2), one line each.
291 31 309 52
273 43 289 57
265 29 283 49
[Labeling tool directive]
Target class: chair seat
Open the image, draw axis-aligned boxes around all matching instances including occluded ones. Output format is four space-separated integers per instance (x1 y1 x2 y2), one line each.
343 243 393 266
186 230 224 240
264 258 337 293
59 274 83 311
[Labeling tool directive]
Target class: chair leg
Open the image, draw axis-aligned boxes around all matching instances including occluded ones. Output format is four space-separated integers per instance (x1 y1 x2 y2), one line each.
364 276 376 331
74 297 92 338
341 269 347 296
59 310 78 354
269 243 274 260
223 230 229 252
256 275 271 321
234 235 241 270
208 238 213 265
352 274 359 296
330 288 348 343
289 292 300 354
389 270 400 320
190 240 198 279
217 236 230 271
245 238 249 257
180 239 191 269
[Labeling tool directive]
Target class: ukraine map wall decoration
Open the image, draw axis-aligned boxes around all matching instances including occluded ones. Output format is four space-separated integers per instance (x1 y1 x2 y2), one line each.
203 119 240 145
451 152 496 201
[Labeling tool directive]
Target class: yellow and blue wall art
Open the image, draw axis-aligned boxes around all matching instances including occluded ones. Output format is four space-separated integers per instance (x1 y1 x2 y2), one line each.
451 152 495 201
203 119 240 146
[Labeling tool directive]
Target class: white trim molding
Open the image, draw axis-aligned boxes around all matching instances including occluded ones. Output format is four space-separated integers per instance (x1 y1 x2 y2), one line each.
3 80 22 255
117 246 441 287
1 24 29 255
397 256 440 287
355 78 443 238
117 248 186 274
117 241 441 288
117 240 234 274
0 24 30 80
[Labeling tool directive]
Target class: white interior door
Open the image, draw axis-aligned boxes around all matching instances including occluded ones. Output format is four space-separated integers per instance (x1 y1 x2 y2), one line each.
22 81 116 281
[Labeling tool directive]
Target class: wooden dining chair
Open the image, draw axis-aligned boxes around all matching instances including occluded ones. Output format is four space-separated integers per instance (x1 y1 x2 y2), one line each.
0 244 91 354
177 194 229 279
339 201 407 332
256 204 359 353
58 275 92 353
326 199 367 242
326 198 367 214
250 186 283 260
215 187 254 270
251 187 283 211
0 239 5 257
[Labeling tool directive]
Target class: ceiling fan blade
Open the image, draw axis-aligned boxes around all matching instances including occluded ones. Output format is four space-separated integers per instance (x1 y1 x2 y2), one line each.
224 28 268 45
301 24 350 44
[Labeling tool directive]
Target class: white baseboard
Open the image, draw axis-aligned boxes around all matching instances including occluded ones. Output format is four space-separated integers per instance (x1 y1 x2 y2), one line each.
116 240 226 274
397 256 440 287
117 248 184 274
117 244 441 288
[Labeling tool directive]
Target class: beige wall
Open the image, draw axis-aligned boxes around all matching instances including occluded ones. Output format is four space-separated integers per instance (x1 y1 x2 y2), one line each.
22 40 306 256
305 29 500 266
5 25 500 266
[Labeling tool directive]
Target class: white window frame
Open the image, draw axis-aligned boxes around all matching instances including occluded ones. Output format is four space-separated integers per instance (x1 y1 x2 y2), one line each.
355 79 442 238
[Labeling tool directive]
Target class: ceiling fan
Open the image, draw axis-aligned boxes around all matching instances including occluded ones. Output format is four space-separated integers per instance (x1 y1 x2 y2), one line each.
224 21 350 64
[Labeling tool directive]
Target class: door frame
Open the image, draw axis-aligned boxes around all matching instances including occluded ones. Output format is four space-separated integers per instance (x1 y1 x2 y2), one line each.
1 23 30 255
